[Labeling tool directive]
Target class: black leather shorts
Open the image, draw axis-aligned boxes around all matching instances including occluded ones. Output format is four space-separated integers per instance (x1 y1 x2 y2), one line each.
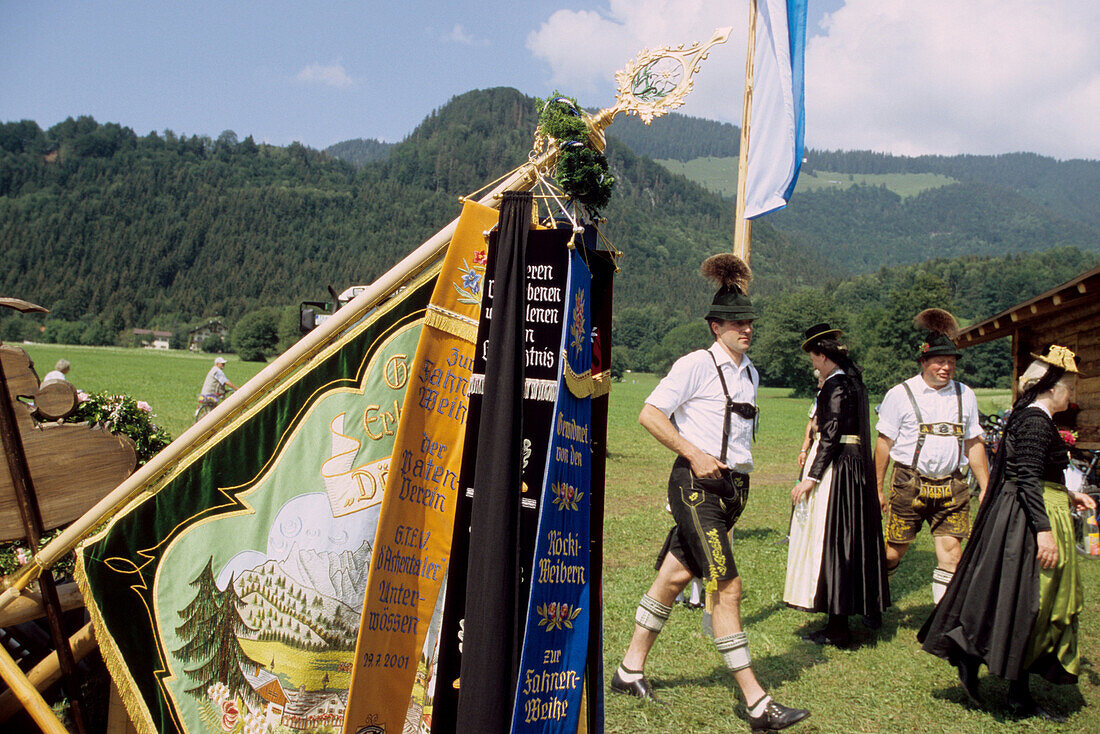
656 457 749 582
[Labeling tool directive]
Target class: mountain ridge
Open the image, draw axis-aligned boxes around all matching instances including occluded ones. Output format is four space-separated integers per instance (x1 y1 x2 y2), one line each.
1 87 1095 348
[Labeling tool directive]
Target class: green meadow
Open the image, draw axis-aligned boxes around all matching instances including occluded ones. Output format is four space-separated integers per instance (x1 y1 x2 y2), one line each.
12 344 1096 732
654 157 957 201
19 344 268 438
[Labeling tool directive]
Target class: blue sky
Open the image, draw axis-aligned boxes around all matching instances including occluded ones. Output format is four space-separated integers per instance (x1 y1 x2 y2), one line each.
2 1 1096 159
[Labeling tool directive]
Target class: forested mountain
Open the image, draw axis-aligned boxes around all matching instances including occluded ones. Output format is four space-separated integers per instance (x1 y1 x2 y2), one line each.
0 88 824 341
602 112 1100 233
322 138 392 167
769 181 1097 271
606 112 741 161
0 117 456 333
806 150 1100 230
1 87 1095 383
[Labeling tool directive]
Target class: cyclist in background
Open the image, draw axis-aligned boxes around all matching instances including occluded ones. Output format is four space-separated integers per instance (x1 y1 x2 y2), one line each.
196 356 237 421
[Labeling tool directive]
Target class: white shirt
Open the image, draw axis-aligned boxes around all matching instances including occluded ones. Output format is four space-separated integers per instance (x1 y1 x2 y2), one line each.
201 366 229 396
876 373 982 478
646 342 758 473
41 370 68 384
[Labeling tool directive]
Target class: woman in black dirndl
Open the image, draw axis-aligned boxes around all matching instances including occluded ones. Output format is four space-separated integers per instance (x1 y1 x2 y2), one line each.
919 345 1096 721
785 324 890 645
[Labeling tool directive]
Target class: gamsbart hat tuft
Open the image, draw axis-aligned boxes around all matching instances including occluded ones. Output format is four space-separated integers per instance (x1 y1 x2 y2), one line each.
914 308 961 360
701 254 756 321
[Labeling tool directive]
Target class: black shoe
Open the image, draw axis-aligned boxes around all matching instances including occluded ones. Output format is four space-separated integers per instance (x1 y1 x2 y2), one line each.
610 669 661 703
800 627 851 648
953 655 980 703
860 613 882 630
1006 695 1065 723
748 699 810 733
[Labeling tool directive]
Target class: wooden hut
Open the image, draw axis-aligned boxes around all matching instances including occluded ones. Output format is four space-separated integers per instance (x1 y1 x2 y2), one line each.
956 264 1100 448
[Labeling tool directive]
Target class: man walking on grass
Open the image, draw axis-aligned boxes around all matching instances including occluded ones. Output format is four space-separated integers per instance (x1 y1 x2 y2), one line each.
611 254 809 734
875 309 989 603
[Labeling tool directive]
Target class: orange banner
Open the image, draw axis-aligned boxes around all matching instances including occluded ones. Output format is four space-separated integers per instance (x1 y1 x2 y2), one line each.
343 200 498 733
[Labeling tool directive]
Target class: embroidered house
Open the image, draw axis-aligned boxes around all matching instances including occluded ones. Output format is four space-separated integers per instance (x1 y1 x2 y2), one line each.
281 686 347 730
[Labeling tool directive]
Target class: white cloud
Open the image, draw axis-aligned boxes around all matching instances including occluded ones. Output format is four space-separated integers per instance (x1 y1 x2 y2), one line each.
807 0 1099 158
529 0 1100 159
294 62 354 89
449 23 487 46
527 1 745 109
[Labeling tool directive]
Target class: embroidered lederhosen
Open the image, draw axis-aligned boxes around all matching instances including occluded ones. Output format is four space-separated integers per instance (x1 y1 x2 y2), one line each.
886 381 971 541
657 352 756 599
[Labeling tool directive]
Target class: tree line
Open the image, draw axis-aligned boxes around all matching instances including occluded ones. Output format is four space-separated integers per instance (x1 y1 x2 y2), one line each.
614 246 1098 395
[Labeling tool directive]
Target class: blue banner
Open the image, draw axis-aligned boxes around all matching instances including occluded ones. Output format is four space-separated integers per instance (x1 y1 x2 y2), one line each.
510 250 592 733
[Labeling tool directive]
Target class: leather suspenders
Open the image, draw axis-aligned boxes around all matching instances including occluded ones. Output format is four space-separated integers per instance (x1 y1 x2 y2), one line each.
707 350 758 459
901 380 963 469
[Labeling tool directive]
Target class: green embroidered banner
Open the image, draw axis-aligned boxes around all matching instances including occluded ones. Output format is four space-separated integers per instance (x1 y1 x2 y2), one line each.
79 267 437 734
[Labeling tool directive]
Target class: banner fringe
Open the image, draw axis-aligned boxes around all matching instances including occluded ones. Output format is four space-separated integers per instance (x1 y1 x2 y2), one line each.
525 378 558 402
425 305 479 343
564 357 594 398
76 554 159 734
591 369 612 398
468 374 559 402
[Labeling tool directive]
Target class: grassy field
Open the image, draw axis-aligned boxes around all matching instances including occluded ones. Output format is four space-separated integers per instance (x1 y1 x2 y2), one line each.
653 157 957 201
11 346 1095 732
604 376 1096 734
17 343 268 439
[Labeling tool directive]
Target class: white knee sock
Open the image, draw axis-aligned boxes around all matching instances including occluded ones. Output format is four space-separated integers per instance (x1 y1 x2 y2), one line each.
615 664 643 683
635 594 672 633
715 631 751 671
932 568 953 603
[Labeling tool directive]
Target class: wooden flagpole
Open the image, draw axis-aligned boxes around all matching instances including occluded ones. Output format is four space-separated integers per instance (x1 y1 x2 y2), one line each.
733 0 758 264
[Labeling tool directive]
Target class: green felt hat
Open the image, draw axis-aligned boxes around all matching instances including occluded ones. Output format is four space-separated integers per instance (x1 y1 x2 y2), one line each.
705 285 757 321
914 308 962 360
701 253 756 321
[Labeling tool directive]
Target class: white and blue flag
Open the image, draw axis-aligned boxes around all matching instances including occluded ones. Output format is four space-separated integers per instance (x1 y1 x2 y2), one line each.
744 0 807 219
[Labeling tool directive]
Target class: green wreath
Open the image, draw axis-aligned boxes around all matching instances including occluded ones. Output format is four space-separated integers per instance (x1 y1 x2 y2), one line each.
537 94 615 214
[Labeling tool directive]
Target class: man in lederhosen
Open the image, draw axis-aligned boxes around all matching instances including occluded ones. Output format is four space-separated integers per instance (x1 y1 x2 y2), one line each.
611 254 809 734
875 309 990 603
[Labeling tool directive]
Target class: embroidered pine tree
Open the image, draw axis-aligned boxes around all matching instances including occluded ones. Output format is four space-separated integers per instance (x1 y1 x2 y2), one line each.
174 559 221 657
173 559 260 705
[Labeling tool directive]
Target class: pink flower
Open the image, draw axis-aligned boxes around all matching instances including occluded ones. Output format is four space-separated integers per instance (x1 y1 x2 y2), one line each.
76 390 89 403
1059 429 1078 446
15 547 31 565
136 400 152 413
473 250 487 265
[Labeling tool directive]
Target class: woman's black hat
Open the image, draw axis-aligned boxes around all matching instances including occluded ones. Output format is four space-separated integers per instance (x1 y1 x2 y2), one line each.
801 322 842 352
